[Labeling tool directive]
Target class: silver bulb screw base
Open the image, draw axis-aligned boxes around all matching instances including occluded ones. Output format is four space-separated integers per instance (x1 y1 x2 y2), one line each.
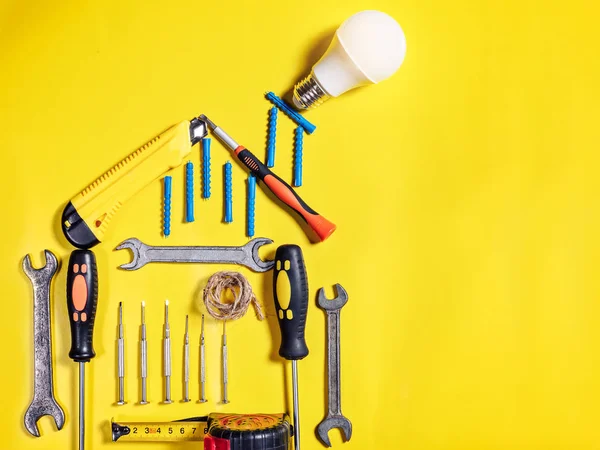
293 73 331 109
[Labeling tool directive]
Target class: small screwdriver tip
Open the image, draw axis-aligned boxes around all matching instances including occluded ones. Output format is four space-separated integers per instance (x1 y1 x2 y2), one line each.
141 300 145 307
165 299 169 305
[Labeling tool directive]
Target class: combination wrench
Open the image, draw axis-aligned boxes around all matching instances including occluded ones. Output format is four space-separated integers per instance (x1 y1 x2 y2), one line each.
316 284 352 447
116 237 274 272
22 250 65 437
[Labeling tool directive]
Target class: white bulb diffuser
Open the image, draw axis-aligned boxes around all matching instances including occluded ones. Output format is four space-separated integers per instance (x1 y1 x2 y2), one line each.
292 10 407 109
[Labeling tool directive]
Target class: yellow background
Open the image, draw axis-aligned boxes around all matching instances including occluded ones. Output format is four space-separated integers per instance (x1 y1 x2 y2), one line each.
1 0 599 449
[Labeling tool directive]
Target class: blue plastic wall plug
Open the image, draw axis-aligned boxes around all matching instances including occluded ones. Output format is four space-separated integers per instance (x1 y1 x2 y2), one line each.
224 161 233 223
265 91 316 134
266 107 278 167
185 161 194 222
202 138 211 199
163 175 172 237
247 174 256 237
293 127 303 187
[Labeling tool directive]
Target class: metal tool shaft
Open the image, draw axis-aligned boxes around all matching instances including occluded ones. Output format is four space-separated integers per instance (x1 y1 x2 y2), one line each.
140 302 148 404
292 361 300 450
199 314 207 403
163 301 173 404
117 302 126 405
222 321 229 404
79 362 85 450
183 315 190 402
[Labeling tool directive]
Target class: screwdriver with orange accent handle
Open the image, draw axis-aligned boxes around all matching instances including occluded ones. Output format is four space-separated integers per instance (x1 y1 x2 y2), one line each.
66 249 99 450
199 115 336 242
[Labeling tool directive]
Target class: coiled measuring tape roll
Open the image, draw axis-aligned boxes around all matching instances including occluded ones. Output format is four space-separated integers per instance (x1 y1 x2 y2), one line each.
112 413 291 450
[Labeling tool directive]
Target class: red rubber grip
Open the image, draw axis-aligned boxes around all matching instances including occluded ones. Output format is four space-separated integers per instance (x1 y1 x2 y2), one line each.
263 175 336 241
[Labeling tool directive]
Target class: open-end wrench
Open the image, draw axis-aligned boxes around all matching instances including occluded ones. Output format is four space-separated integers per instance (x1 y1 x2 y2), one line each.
316 284 352 447
22 250 65 437
115 237 275 272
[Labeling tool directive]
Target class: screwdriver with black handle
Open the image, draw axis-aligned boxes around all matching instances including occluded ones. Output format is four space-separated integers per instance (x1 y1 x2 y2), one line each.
66 250 99 450
200 115 336 242
273 245 309 450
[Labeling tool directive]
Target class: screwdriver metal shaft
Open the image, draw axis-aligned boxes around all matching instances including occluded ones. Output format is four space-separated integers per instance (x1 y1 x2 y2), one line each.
117 302 126 405
140 301 149 405
183 315 190 402
198 314 207 403
67 249 99 450
163 300 173 404
222 321 229 404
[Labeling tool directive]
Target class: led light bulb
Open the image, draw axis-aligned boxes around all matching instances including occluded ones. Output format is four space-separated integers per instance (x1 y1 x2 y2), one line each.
292 10 407 109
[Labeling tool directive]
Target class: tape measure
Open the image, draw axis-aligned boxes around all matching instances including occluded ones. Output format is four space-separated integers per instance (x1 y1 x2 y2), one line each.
112 413 292 450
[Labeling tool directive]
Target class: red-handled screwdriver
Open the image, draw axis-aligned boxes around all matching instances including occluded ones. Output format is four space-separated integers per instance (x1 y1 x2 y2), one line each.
273 245 309 450
66 250 99 450
199 115 336 242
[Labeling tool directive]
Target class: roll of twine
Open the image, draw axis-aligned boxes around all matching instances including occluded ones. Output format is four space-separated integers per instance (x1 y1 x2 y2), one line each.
202 271 264 321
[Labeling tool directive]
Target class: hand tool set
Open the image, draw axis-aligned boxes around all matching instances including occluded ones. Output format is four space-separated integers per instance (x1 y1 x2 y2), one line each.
23 9 407 449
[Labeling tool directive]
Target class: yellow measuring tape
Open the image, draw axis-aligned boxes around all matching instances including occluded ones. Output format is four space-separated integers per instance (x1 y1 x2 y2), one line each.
112 417 207 442
112 413 291 447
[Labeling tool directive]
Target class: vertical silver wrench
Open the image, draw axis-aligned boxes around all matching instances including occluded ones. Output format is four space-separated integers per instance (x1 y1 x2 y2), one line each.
316 284 352 447
23 250 65 437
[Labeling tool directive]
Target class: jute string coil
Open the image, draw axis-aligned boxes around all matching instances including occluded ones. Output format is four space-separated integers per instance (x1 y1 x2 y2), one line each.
202 271 264 321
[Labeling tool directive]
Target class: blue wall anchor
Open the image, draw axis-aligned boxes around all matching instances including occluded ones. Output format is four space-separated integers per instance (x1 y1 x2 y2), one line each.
247 174 256 237
163 175 172 237
224 161 233 223
185 161 194 222
293 127 303 187
265 91 316 134
202 138 211 199
266 107 278 168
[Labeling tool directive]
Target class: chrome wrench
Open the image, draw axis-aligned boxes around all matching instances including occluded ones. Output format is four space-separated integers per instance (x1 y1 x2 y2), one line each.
23 250 65 437
116 237 274 272
316 284 352 447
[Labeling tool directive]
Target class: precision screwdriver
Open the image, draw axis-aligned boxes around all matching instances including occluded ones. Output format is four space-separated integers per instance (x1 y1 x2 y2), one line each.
67 250 99 450
117 302 126 405
222 320 229 404
198 314 207 403
183 315 190 402
199 115 336 242
140 301 149 405
273 245 310 450
163 300 173 404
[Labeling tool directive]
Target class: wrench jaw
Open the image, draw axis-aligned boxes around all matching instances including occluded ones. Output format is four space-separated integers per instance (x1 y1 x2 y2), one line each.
317 284 348 311
247 238 275 272
24 397 66 437
22 251 59 281
316 417 353 447
115 238 146 270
